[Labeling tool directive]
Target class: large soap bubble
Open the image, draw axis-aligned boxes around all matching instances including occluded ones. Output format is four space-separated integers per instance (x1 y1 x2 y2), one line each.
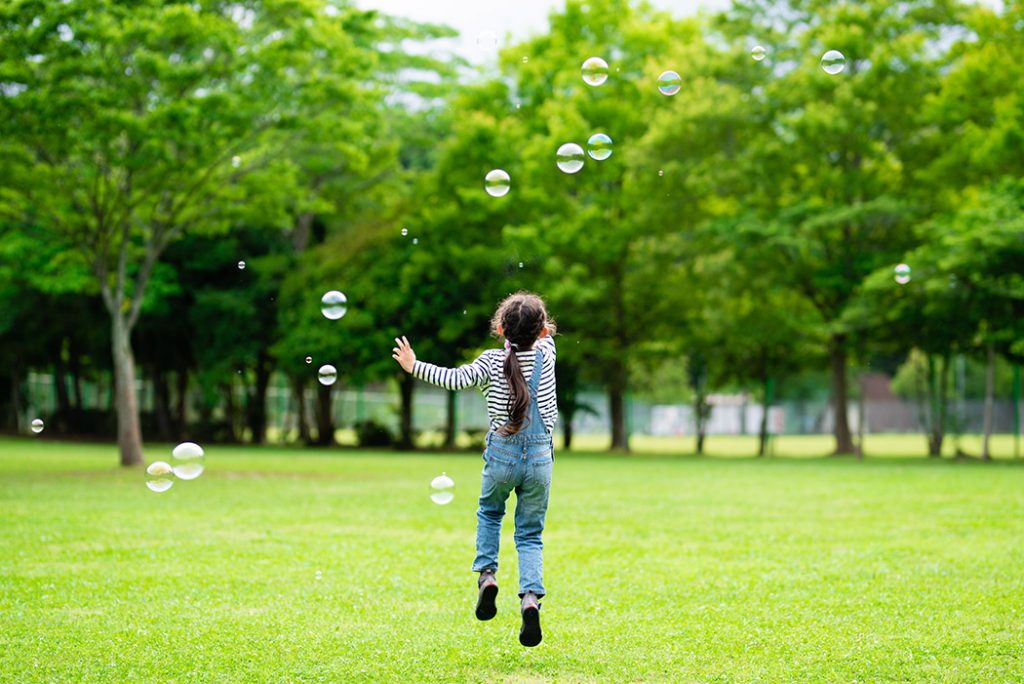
320 291 348 320
318 364 338 386
30 418 44 434
171 442 205 480
658 70 681 96
146 461 174 493
484 169 510 197
821 50 846 75
556 143 585 174
587 133 613 161
581 57 609 86
751 45 767 61
430 472 455 505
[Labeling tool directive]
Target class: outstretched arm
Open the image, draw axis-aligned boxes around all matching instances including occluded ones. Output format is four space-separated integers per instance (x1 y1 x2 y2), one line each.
392 336 489 391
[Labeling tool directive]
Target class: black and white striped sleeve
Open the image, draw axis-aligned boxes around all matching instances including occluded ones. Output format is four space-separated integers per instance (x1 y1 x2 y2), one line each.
412 353 491 391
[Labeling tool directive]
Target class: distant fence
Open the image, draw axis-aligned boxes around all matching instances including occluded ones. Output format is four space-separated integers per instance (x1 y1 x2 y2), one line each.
17 372 1023 438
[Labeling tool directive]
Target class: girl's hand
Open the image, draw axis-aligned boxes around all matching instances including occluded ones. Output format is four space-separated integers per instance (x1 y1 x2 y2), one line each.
392 336 416 373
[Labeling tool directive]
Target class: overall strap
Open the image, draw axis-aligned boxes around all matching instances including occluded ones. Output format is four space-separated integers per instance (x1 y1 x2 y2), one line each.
529 348 544 396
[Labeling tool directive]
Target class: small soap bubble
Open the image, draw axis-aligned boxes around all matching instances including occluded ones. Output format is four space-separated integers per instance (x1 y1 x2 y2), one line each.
751 45 767 61
484 169 511 197
821 50 846 75
894 263 912 285
320 291 348 320
518 261 524 268
430 472 455 505
231 155 241 168
318 364 337 386
305 356 312 364
30 418 44 434
587 133 613 161
556 143 585 174
522 56 529 64
581 57 609 86
171 441 205 480
400 227 408 237
476 31 498 50
315 570 323 580
146 461 174 493
658 70 682 96
658 169 664 177
237 261 246 270
412 237 419 245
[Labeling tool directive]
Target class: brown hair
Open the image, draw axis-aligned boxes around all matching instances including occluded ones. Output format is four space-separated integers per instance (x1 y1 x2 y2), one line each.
490 292 556 436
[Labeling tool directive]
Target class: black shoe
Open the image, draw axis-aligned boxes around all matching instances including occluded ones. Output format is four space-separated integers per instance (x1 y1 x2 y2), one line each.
519 591 542 647
475 570 498 621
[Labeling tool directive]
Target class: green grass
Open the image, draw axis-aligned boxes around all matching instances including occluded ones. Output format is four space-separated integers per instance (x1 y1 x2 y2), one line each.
1 438 1022 682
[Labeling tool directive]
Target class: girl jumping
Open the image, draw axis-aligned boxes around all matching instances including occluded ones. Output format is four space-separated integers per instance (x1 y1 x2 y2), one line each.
391 292 557 648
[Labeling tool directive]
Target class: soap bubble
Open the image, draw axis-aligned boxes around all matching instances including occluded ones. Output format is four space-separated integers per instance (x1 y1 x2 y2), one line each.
320 291 348 320
305 356 312 364
587 133 613 161
315 570 323 581
522 56 529 64
518 261 524 268
821 50 846 75
145 461 174 493
751 45 767 61
658 70 681 96
400 227 408 237
171 441 205 480
430 472 455 505
30 418 44 434
484 169 510 197
476 31 498 50
658 169 664 177
556 143 585 174
231 155 241 168
581 57 609 86
237 261 246 270
412 237 419 245
318 364 337 386
894 263 912 285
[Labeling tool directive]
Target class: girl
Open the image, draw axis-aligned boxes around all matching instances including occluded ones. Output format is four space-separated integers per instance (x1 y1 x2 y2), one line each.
391 292 556 648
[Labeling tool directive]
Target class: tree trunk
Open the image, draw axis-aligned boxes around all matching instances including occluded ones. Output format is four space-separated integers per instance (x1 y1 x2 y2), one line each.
70 351 84 410
609 383 629 452
223 382 238 443
927 354 951 457
397 373 415 450
111 315 144 466
981 341 995 461
291 376 311 444
54 355 71 424
314 382 334 446
443 390 457 449
758 374 769 457
151 365 173 442
247 354 271 445
563 412 574 451
292 211 316 252
856 372 866 460
829 335 855 455
7 366 24 432
174 370 188 437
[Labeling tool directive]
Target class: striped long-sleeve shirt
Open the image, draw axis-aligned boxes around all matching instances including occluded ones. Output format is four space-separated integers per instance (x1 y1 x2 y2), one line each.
412 336 557 433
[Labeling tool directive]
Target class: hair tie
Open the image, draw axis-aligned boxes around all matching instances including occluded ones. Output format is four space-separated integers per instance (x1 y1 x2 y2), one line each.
504 340 519 351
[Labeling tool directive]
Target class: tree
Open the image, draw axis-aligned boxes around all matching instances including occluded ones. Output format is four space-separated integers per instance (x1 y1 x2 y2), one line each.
0 1 378 464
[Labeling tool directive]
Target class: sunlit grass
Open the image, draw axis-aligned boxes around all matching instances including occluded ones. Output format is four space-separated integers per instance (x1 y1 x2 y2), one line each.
1 438 1022 682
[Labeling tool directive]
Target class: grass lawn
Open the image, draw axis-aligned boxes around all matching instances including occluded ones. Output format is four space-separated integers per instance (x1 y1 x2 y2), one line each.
1 438 1022 682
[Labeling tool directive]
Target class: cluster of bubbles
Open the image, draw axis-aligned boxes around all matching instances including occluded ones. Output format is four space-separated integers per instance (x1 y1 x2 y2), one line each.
145 442 205 493
430 472 455 505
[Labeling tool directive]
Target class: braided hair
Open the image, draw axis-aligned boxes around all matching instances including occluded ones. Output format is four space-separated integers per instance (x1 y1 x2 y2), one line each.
490 292 555 436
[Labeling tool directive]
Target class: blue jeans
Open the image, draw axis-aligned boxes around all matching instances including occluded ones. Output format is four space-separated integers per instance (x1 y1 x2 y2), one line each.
472 433 553 597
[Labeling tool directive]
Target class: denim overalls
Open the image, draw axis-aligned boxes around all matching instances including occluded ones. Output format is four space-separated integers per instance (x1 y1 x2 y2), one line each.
472 348 553 598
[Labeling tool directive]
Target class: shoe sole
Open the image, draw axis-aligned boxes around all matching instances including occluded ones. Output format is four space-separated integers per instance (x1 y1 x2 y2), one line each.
519 606 542 647
475 583 498 621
